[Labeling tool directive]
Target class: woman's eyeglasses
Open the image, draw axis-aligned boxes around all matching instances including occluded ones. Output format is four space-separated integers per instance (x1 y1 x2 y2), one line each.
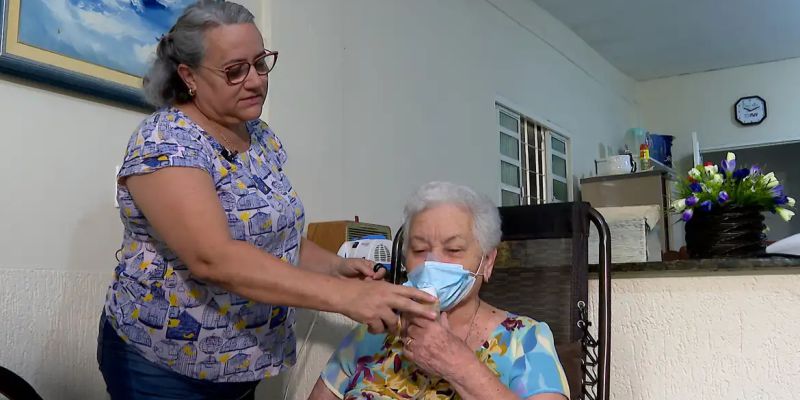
202 49 278 85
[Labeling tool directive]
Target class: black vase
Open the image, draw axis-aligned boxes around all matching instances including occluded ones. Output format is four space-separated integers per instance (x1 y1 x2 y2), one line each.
684 206 766 258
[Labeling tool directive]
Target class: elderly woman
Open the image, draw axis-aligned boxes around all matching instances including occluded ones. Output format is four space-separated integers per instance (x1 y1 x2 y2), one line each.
96 2 435 399
309 181 569 400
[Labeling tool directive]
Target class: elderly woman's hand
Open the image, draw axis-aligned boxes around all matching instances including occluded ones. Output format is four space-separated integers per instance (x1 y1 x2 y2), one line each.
402 313 474 379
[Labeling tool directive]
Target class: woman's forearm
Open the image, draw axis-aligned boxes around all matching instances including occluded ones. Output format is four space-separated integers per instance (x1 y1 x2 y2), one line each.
298 238 342 275
446 354 520 400
193 239 349 313
124 168 353 314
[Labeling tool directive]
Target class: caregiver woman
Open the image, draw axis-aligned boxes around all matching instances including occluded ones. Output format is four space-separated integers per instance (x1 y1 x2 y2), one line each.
96 2 435 399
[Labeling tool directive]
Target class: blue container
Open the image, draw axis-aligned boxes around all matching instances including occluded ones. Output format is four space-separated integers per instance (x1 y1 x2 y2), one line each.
648 133 674 168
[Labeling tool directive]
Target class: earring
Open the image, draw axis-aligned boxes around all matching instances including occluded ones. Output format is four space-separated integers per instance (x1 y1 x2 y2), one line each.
188 87 196 97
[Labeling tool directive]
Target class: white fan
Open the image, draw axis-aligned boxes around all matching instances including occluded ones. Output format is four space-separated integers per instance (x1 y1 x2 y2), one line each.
336 237 393 266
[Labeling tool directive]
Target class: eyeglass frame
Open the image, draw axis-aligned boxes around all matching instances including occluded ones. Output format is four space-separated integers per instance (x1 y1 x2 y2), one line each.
198 49 278 86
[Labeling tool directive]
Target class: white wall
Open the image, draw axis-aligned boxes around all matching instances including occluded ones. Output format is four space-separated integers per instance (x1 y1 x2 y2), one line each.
268 0 638 228
0 270 109 399
591 273 800 400
0 78 143 274
265 0 348 223
0 76 144 399
637 57 800 173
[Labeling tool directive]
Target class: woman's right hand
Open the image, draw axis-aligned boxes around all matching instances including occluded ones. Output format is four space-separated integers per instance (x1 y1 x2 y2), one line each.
338 280 438 334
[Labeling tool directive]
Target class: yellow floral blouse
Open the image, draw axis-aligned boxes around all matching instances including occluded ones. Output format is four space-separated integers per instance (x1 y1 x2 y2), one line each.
321 313 570 399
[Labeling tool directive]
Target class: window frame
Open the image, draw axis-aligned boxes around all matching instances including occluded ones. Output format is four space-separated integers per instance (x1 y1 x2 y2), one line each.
497 105 522 206
546 130 572 203
495 99 573 205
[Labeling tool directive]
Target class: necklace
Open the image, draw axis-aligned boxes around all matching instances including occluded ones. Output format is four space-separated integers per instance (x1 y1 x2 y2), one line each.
218 130 239 162
462 299 482 347
191 102 242 162
217 128 236 150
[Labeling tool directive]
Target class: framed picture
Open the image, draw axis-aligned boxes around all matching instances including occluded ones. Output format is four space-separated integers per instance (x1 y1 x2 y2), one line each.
0 0 194 108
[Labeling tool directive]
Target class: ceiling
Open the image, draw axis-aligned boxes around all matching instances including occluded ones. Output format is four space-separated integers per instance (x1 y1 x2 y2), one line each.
532 0 800 81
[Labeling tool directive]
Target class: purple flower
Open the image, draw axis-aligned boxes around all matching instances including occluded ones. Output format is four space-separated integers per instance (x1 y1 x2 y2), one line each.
771 185 784 198
721 159 736 173
682 209 694 221
685 195 699 206
732 168 750 181
718 191 730 203
689 182 703 193
750 165 761 175
775 195 789 205
700 200 713 212
501 317 524 332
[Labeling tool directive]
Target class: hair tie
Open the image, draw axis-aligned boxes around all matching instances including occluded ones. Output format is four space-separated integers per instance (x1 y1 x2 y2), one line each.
157 33 180 64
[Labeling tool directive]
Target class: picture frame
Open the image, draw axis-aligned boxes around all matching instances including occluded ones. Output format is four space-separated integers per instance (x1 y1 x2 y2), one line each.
0 0 193 109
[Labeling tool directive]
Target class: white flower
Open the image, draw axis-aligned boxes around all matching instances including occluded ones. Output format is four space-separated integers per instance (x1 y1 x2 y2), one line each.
767 179 780 189
776 208 795 222
712 174 723 184
760 172 780 188
726 152 736 162
703 164 718 174
788 197 796 207
689 168 702 179
671 199 686 212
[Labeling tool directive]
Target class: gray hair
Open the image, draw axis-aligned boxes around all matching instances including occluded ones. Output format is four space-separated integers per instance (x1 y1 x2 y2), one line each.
142 1 255 107
402 181 502 255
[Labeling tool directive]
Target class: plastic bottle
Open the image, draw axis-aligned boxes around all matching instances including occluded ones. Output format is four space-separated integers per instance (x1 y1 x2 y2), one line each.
639 143 651 171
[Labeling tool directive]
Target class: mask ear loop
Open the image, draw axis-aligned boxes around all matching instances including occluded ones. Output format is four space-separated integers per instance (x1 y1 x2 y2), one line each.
471 254 486 278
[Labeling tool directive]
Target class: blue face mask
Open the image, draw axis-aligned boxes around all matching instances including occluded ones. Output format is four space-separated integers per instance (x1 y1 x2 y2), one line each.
402 256 484 311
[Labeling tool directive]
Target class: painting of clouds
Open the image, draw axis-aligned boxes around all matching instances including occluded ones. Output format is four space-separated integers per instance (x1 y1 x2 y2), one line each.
17 0 195 77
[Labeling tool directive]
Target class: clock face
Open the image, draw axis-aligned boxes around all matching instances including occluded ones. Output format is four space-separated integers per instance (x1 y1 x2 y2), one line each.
735 96 767 125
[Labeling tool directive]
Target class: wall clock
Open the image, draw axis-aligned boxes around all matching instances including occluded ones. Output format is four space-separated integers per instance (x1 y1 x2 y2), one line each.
734 96 767 126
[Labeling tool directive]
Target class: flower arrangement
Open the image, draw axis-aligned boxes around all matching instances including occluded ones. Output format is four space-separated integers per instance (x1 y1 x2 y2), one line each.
671 152 795 223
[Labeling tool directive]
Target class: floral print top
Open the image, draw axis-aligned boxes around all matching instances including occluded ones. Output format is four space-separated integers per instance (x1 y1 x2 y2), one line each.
321 313 570 399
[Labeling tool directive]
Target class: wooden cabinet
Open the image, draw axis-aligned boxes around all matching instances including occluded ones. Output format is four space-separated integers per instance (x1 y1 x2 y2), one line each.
580 171 677 251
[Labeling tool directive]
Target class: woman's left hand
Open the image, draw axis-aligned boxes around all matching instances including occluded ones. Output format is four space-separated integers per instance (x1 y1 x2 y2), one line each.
332 258 386 280
403 313 474 379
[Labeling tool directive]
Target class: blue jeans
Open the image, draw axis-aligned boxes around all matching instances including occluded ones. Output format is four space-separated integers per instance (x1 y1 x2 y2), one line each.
97 313 260 400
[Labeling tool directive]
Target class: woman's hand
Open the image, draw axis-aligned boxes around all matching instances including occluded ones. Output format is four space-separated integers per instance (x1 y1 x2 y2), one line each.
298 239 385 280
402 313 475 379
332 258 386 280
338 280 438 334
